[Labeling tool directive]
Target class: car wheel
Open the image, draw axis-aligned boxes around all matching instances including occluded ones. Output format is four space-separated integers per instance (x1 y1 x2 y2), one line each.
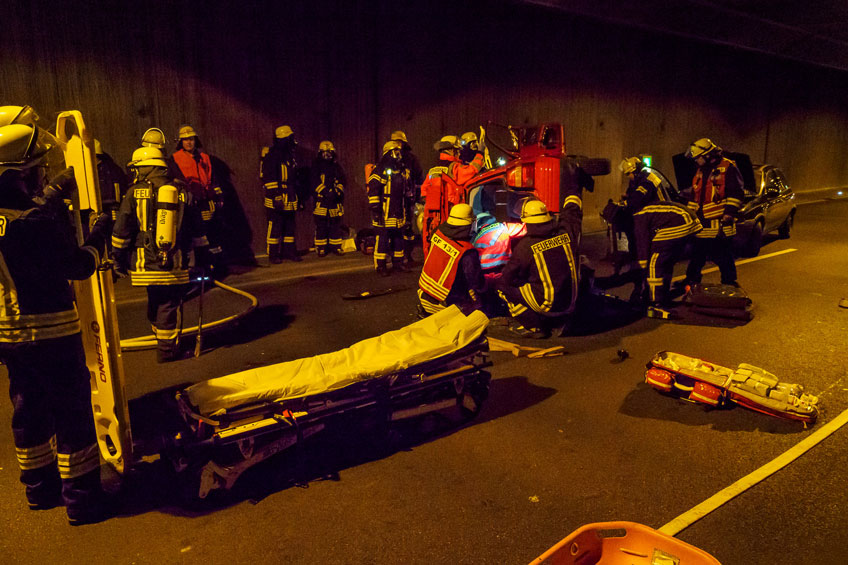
742 221 763 257
777 211 794 239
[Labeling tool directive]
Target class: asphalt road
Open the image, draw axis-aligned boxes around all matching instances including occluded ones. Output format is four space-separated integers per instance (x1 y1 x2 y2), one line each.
1 198 847 564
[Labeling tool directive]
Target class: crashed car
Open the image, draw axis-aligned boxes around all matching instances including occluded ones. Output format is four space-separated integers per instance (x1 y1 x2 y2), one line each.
672 153 796 257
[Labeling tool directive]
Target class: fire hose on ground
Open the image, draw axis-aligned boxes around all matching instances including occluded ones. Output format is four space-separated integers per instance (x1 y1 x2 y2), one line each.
119 279 258 351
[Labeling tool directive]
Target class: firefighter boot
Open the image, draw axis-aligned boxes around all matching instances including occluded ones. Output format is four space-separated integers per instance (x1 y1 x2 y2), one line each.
65 469 120 526
23 466 63 510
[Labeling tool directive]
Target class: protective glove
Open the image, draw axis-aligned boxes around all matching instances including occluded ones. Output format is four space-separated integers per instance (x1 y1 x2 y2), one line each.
720 214 735 226
83 212 112 256
43 167 77 202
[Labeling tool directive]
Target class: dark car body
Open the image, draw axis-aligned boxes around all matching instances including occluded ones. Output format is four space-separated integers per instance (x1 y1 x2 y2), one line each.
671 152 796 256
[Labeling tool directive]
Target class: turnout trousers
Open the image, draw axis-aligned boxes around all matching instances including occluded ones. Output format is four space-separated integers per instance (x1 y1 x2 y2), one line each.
147 283 189 360
685 236 737 285
266 209 297 260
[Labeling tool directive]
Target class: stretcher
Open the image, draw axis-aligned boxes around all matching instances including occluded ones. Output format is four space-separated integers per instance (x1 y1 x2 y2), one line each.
167 306 492 498
645 351 819 424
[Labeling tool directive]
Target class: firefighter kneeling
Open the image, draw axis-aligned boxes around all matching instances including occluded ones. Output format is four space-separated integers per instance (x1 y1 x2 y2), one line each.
418 204 486 317
497 199 580 339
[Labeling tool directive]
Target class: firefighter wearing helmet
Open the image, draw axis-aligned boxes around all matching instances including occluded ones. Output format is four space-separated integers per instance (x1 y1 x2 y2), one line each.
310 140 347 256
260 125 302 263
112 146 210 362
419 134 485 256
0 120 115 524
682 138 744 287
496 198 580 338
459 131 479 164
417 203 485 317
171 125 226 273
93 139 128 223
390 130 424 266
367 139 411 276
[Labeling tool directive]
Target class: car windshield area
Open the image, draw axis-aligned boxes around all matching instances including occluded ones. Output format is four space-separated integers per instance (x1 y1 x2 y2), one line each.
760 168 790 195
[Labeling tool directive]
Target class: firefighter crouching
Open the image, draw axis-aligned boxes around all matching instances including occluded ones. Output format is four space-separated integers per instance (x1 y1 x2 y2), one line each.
368 140 411 276
682 138 744 287
420 135 484 256
471 212 524 317
632 198 702 318
497 199 580 339
418 204 486 317
0 122 115 525
112 146 209 363
261 125 302 263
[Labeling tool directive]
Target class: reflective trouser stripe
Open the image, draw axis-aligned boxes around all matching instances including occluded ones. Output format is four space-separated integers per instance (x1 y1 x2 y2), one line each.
647 252 661 302
418 289 446 314
16 435 57 470
498 290 528 317
58 443 99 480
153 324 180 340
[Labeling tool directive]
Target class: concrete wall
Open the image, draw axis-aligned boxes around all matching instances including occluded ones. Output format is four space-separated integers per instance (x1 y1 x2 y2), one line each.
3 0 846 250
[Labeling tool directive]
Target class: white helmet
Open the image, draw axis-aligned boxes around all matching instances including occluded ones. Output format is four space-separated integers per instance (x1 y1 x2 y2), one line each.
128 146 167 168
141 128 167 149
686 138 720 159
434 135 461 152
0 124 56 177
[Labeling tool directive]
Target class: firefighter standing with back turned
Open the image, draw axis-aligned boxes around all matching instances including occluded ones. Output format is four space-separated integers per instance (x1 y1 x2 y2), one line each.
261 125 302 263
112 146 209 363
368 140 411 276
682 138 744 287
0 121 115 525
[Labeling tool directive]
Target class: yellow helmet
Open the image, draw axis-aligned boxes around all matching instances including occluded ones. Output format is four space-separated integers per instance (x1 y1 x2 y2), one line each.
460 132 478 145
318 140 335 152
382 140 402 155
0 124 55 177
94 139 104 156
686 138 719 159
178 125 198 140
521 199 551 224
434 135 460 152
390 130 408 143
275 125 294 139
0 105 40 127
141 127 167 149
128 146 167 168
619 156 642 175
447 203 474 226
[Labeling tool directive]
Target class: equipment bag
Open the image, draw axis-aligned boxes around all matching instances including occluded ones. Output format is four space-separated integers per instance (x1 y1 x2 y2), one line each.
685 283 751 310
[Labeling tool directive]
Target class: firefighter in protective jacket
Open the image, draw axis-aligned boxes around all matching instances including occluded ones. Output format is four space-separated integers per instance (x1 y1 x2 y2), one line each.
390 130 423 265
632 200 702 316
261 125 302 262
368 140 411 275
112 146 209 362
420 135 485 256
311 140 346 256
682 138 744 286
418 204 486 316
498 199 580 338
171 125 225 270
0 122 114 524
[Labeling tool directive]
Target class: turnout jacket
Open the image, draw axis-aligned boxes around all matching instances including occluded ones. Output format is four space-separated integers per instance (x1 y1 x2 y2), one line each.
112 168 208 286
311 159 346 217
502 219 579 314
419 223 485 303
260 142 299 212
686 156 744 238
633 201 702 268
172 148 224 219
420 152 484 214
368 154 410 228
0 190 98 343
623 167 669 214
96 153 128 220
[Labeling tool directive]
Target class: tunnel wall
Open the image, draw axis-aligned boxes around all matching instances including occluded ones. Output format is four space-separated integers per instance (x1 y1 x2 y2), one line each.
3 0 846 249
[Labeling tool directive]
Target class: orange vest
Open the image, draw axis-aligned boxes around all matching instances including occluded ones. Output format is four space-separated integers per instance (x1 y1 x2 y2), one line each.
173 149 214 199
692 157 734 220
418 229 473 302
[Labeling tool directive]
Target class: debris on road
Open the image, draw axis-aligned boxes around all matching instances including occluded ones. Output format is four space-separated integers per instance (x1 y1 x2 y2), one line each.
488 337 564 358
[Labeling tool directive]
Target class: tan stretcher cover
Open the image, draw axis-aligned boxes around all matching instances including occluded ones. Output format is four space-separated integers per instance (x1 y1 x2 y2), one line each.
185 306 489 416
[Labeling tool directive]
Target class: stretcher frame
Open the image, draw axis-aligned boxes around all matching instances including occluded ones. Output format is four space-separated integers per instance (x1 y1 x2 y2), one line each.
169 337 492 498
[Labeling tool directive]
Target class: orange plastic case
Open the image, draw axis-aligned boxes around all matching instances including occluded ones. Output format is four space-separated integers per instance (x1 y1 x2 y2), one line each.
531 521 721 564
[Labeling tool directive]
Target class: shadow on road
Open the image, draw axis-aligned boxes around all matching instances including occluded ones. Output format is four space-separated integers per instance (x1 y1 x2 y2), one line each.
618 382 811 434
113 375 556 519
192 304 295 352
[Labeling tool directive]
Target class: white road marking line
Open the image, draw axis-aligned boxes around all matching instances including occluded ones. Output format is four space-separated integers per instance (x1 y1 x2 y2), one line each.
659 407 848 537
671 248 797 282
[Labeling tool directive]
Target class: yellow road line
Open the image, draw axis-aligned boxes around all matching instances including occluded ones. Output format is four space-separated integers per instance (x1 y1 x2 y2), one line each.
659 407 848 536
671 248 797 282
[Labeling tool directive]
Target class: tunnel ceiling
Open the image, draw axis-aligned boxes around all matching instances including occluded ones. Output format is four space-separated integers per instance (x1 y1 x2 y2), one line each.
524 0 848 73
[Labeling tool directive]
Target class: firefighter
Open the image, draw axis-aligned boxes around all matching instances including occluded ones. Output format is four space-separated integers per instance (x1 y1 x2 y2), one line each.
311 140 346 256
631 199 703 317
368 140 410 276
682 138 744 286
471 212 524 317
112 146 209 362
390 130 423 266
261 125 302 263
0 122 115 525
420 135 485 256
497 199 580 338
171 125 226 273
459 131 480 165
418 204 485 316
94 139 128 221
